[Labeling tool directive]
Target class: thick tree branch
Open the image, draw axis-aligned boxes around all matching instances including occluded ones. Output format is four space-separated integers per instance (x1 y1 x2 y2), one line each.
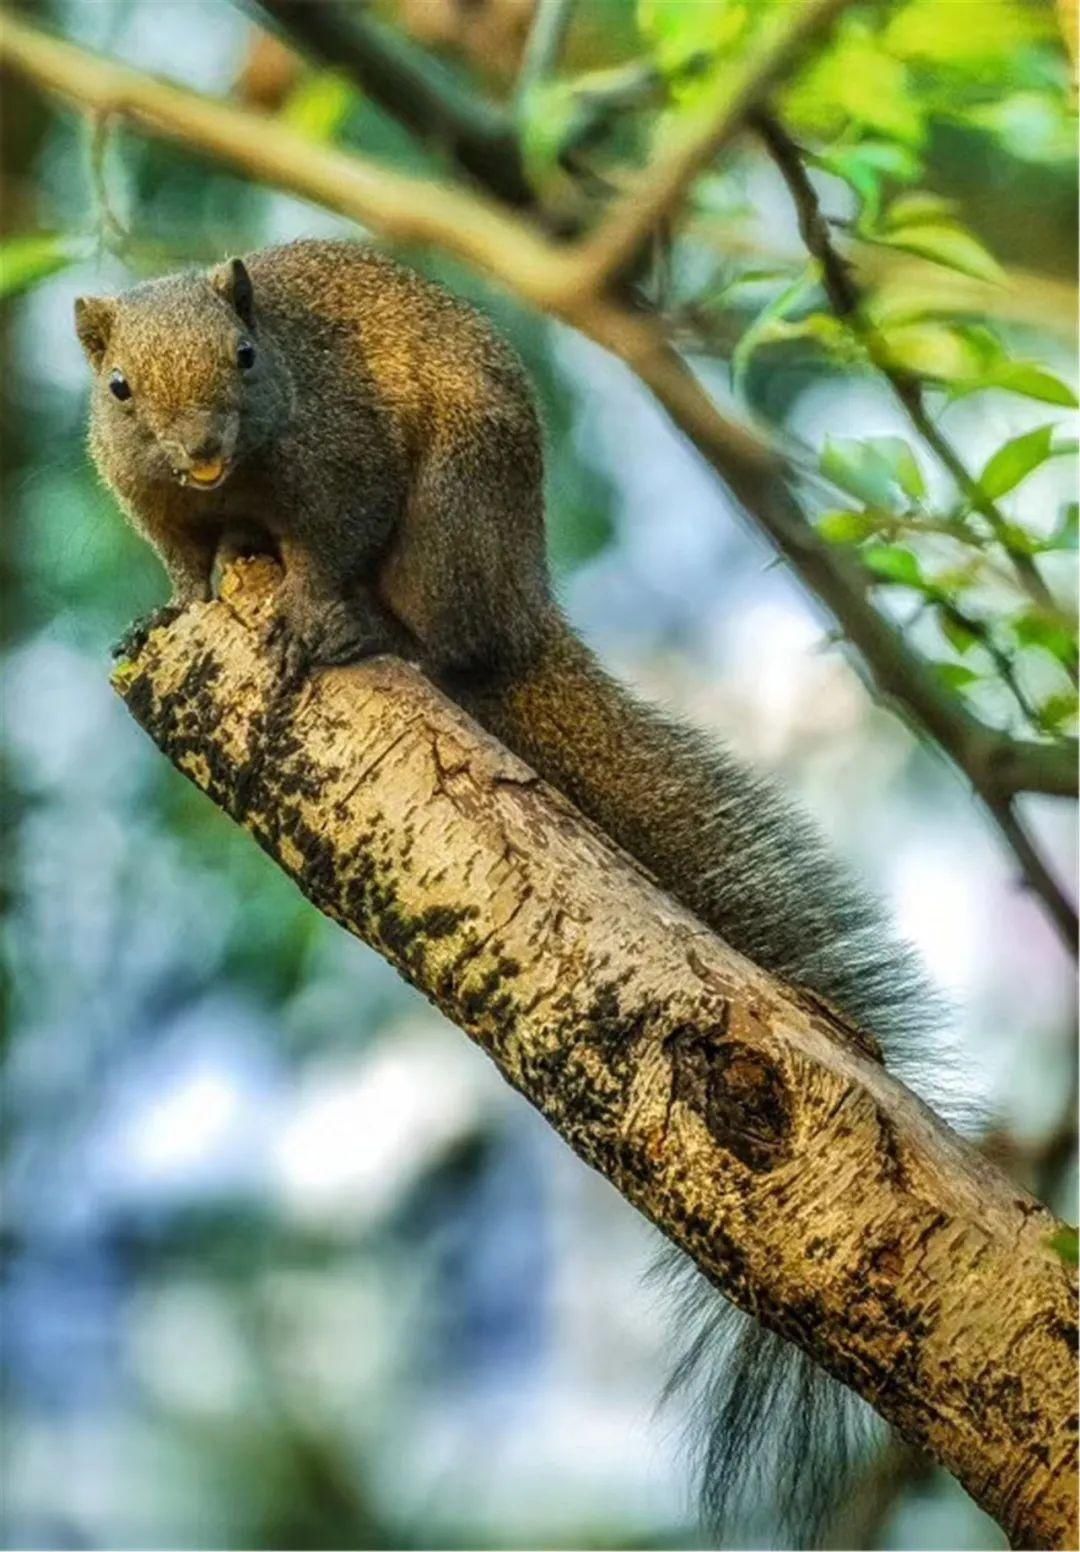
109 558 1076 1551
976 735 1078 800
1 13 1073 944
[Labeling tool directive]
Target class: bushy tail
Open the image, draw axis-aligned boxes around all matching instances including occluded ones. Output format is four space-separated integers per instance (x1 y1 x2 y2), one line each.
451 612 957 1546
653 1251 885 1545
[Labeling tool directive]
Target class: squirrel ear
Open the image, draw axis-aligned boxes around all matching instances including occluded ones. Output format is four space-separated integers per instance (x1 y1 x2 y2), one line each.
211 256 255 329
74 296 116 369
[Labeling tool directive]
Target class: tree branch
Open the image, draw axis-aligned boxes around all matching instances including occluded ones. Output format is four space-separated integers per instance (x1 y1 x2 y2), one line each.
248 0 533 207
110 557 1077 1552
568 310 1078 947
752 109 1075 636
572 0 852 291
981 737 1079 801
515 0 577 106
1 13 1073 945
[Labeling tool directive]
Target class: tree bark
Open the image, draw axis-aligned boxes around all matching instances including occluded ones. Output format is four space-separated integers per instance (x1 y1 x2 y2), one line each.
113 559 1078 1550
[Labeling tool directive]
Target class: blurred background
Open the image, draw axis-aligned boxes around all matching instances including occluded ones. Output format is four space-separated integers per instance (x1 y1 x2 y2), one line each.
1 1 1076 1548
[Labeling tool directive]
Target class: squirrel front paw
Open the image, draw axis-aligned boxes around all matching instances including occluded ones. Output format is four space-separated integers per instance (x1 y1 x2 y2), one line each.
264 613 314 687
264 593 400 685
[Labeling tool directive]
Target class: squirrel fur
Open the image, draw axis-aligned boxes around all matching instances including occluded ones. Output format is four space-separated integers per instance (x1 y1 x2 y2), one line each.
76 238 940 1545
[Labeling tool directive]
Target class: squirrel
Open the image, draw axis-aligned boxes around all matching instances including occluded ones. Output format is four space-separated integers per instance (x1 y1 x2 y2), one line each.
76 238 940 1544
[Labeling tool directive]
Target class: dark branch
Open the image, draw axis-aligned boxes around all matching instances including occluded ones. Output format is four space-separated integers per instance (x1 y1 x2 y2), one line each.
752 108 1075 638
246 0 534 207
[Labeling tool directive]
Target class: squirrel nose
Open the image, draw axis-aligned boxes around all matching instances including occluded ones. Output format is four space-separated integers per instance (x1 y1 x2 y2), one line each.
188 433 223 464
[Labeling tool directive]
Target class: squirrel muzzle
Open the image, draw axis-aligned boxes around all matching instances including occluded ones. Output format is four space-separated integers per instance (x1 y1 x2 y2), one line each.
163 410 238 491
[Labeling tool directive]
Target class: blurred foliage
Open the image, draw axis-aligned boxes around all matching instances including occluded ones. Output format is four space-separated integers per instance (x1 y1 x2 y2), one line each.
1 1 1075 1549
0 232 88 299
1049 1223 1079 1264
497 0 1079 745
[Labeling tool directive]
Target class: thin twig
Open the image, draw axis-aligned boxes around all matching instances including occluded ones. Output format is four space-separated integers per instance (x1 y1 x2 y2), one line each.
574 0 852 291
752 109 1075 641
89 109 131 252
985 794 1078 945
515 0 577 107
248 0 533 207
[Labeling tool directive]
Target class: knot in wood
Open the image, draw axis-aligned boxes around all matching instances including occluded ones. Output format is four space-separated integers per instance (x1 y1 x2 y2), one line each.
665 1025 793 1172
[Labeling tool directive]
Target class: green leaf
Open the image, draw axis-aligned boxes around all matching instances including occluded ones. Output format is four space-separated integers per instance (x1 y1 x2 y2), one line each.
864 436 926 501
871 221 1004 283
732 263 819 388
965 92 1077 166
1048 1225 1079 1267
1013 611 1078 667
819 437 931 509
711 267 792 300
820 437 900 508
835 47 923 145
819 438 924 510
880 321 995 382
818 510 879 544
950 362 1079 408
520 81 587 188
882 191 959 229
764 311 866 365
885 0 1053 67
816 140 922 187
1037 691 1079 734
0 232 85 299
783 26 924 146
282 70 356 142
813 140 922 226
863 544 925 587
637 0 747 99
934 662 980 691
1047 504 1079 552
979 424 1062 500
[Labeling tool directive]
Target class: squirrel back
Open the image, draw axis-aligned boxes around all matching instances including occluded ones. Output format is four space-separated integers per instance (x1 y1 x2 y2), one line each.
77 240 943 1545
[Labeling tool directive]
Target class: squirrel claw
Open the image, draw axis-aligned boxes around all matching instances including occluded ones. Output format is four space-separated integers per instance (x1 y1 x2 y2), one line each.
264 614 312 689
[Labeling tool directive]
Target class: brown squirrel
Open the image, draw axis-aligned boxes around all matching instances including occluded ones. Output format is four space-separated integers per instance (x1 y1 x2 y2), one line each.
76 238 937 1543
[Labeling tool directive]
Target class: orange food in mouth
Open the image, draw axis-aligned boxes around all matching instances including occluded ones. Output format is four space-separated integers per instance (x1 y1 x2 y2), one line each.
189 458 225 486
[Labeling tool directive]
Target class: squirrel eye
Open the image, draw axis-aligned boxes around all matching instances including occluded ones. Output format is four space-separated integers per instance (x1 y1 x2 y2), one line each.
237 339 256 370
109 369 132 402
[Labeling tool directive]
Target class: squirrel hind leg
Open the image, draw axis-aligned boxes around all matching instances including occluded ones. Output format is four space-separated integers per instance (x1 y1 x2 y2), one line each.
397 434 551 683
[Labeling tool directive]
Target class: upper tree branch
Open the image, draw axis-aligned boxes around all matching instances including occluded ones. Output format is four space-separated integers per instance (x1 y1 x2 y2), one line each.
110 557 1077 1552
515 0 578 106
572 0 851 291
248 0 533 207
0 12 1073 945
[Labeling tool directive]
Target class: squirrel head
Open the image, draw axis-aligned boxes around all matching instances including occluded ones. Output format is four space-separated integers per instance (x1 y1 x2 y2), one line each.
75 257 289 492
